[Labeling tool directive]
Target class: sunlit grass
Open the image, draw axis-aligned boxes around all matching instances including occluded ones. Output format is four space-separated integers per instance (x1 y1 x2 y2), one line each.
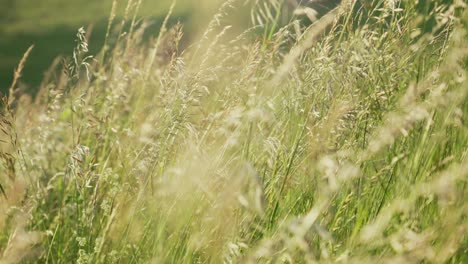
0 0 467 263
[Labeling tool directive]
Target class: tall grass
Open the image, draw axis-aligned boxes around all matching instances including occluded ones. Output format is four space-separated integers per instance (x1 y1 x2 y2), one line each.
0 0 467 263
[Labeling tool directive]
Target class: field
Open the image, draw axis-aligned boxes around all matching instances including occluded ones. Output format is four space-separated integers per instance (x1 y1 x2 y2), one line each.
0 0 193 92
0 0 467 263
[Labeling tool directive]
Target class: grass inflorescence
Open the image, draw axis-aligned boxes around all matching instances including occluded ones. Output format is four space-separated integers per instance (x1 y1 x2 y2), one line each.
0 0 467 263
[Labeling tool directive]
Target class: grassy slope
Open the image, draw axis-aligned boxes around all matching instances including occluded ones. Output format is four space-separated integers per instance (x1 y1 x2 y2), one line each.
0 0 192 92
0 0 467 263
6 0 190 33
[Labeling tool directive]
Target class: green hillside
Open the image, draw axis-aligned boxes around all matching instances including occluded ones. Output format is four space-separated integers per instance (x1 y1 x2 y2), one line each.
0 0 192 92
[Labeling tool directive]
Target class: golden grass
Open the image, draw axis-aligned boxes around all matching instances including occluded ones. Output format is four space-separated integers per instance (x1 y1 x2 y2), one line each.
0 0 467 263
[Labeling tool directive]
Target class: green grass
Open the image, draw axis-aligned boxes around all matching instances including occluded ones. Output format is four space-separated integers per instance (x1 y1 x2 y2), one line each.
0 0 192 92
0 0 467 263
1 0 190 33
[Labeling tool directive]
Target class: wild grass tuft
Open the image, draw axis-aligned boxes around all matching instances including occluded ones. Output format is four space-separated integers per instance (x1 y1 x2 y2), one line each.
0 0 467 263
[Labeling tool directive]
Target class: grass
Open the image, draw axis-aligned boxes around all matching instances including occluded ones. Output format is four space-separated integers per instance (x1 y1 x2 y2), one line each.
0 0 190 33
0 0 467 263
0 0 192 92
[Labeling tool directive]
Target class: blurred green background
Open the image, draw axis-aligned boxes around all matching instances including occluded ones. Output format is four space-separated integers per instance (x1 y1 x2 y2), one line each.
0 0 460 93
0 0 213 93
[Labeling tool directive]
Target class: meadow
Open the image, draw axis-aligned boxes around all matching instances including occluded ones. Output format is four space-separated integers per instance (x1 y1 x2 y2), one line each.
0 0 467 263
0 0 193 92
